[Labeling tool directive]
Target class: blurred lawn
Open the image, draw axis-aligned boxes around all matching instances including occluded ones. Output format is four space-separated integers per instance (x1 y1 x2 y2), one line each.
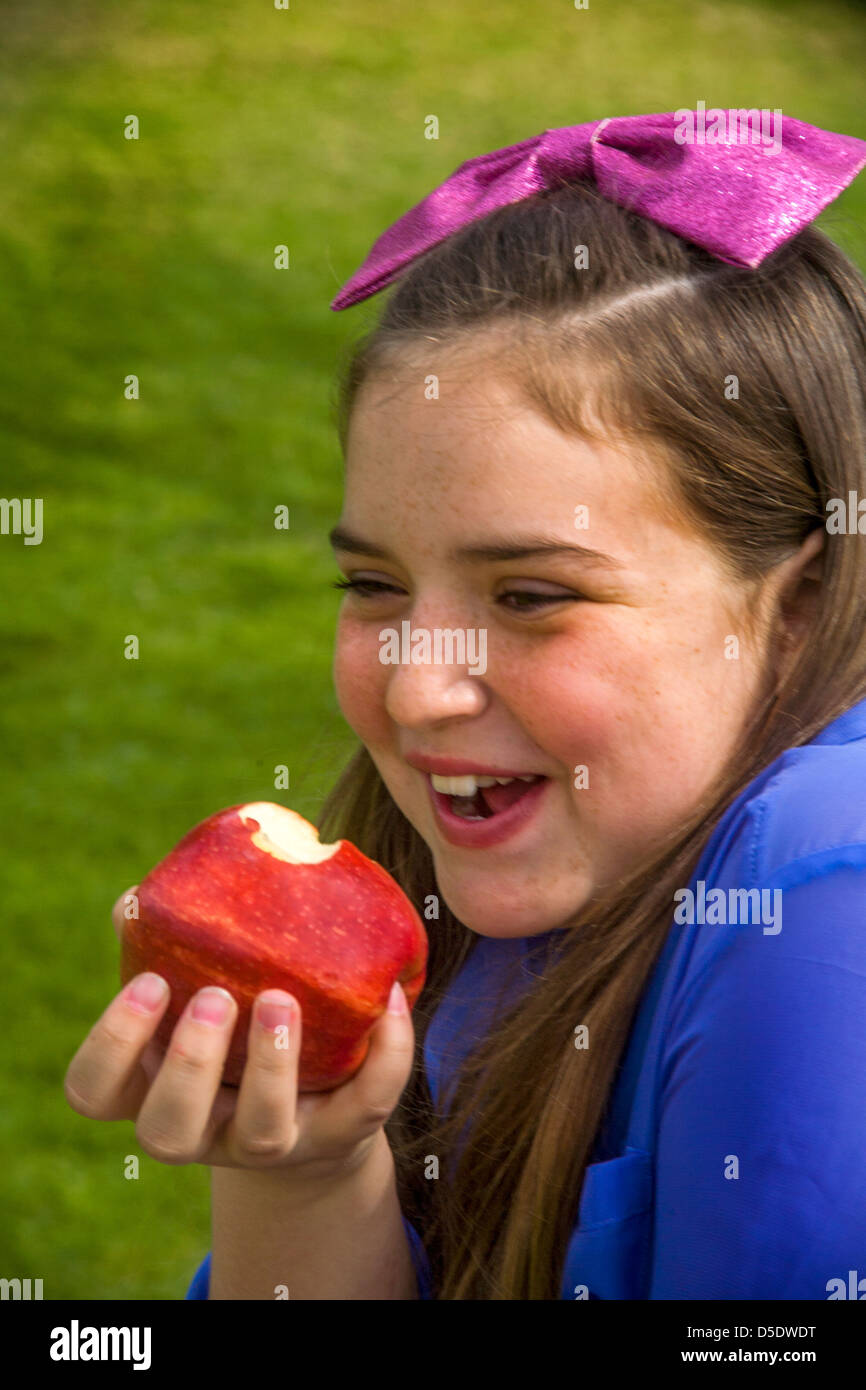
0 0 863 1299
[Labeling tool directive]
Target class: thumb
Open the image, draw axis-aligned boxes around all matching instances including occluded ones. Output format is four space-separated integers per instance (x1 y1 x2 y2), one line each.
372 979 416 1057
350 979 417 1115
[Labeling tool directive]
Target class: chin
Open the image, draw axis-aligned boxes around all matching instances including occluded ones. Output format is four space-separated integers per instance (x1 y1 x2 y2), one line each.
432 859 588 939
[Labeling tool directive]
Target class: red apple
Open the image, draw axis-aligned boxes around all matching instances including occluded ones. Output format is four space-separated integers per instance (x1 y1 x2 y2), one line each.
119 802 428 1090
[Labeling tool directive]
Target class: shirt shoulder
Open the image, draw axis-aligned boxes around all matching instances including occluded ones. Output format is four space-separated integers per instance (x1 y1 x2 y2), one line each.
668 716 866 992
747 734 866 885
642 713 866 1297
603 704 866 1166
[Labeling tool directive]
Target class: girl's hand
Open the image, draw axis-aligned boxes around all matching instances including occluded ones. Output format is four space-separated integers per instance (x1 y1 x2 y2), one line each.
63 887 417 1179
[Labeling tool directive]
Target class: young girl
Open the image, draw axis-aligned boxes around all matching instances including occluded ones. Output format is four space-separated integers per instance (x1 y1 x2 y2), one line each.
66 112 866 1300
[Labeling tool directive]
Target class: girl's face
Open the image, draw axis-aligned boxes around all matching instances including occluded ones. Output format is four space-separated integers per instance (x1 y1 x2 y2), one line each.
331 362 783 939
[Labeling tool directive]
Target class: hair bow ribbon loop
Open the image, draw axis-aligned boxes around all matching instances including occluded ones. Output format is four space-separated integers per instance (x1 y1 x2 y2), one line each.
331 111 866 310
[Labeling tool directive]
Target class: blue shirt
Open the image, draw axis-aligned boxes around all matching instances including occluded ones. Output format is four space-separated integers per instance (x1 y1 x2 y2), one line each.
186 695 866 1300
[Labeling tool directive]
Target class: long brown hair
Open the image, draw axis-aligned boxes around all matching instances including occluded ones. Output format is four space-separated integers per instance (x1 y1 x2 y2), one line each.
318 180 866 1298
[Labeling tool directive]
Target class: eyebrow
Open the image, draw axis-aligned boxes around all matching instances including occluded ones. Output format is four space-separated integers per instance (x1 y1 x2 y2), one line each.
328 524 626 571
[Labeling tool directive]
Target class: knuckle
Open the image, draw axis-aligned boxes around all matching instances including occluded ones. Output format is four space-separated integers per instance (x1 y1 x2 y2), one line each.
234 1132 293 1163
250 1039 293 1075
134 1122 193 1165
96 1015 137 1057
63 1073 101 1119
356 1099 394 1131
349 1056 413 1131
390 1029 416 1061
164 1039 217 1081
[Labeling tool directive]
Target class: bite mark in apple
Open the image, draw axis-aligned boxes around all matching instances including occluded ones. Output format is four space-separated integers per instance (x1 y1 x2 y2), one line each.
239 802 341 865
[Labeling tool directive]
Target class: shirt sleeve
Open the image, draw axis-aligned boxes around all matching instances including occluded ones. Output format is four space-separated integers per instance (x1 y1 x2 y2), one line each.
183 1216 432 1300
648 859 866 1299
185 1251 210 1299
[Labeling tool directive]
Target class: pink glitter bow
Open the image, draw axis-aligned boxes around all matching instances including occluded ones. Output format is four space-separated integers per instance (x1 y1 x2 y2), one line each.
331 111 866 310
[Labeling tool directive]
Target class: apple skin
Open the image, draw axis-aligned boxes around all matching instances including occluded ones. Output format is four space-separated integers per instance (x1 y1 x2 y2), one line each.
119 804 428 1091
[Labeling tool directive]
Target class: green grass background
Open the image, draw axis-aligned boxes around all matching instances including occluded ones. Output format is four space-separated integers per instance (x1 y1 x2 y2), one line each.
0 0 863 1300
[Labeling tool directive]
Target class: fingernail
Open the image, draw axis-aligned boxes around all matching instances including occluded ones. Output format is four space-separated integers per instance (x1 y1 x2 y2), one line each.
257 990 295 1033
387 981 405 1015
125 973 168 1014
191 987 233 1026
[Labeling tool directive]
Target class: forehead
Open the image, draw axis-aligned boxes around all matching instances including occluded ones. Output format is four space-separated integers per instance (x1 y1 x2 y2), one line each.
344 358 680 539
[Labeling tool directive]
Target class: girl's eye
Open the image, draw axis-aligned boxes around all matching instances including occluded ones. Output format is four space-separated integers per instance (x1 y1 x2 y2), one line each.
496 590 582 611
331 578 404 597
332 578 582 610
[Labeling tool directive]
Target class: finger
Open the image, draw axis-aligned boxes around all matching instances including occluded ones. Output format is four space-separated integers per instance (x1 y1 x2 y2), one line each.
64 973 171 1122
134 986 238 1164
314 982 415 1142
226 990 301 1165
112 885 140 943
206 1082 243 1134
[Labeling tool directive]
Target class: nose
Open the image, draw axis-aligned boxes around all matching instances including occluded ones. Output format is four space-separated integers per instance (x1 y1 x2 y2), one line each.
383 635 489 729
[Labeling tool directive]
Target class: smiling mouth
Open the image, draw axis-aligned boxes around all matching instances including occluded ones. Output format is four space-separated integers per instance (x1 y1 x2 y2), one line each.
431 773 546 820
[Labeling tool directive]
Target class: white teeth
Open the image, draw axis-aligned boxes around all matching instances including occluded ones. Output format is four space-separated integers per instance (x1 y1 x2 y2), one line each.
430 775 488 796
429 773 538 795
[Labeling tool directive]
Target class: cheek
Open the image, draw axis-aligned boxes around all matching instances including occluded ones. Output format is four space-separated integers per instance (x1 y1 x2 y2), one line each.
333 617 389 739
512 619 744 816
494 627 649 760
522 680 627 773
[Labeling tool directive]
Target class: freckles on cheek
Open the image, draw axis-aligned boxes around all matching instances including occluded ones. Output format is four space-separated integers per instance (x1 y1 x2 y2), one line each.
333 622 388 739
506 639 638 765
524 685 623 767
